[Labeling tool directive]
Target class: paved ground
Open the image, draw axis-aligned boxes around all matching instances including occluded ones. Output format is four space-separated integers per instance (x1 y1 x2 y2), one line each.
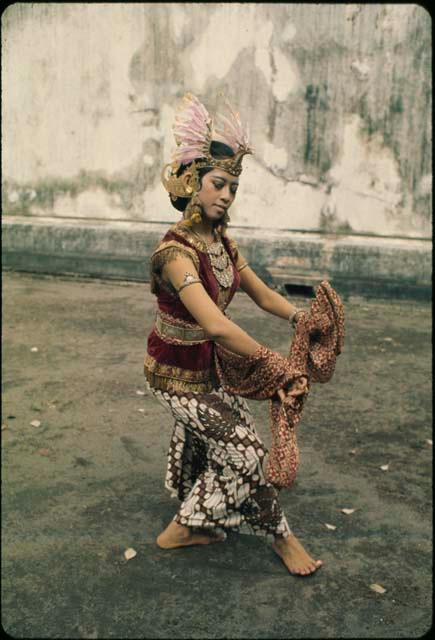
2 271 432 638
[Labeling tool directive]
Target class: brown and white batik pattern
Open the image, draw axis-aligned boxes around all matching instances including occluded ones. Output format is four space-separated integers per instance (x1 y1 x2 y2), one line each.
146 381 291 539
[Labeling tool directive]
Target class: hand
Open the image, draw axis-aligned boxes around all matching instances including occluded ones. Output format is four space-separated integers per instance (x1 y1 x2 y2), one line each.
277 376 309 402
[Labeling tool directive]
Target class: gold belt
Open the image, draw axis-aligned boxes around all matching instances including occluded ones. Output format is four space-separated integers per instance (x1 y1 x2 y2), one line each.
155 312 208 344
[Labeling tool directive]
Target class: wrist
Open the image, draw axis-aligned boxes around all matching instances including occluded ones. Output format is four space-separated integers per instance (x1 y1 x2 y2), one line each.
288 308 304 328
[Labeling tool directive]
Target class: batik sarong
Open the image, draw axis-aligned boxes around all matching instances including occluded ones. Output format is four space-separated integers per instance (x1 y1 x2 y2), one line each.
146 381 291 539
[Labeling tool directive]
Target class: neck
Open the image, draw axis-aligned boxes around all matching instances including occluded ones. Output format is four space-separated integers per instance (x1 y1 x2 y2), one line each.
192 219 215 238
182 212 216 238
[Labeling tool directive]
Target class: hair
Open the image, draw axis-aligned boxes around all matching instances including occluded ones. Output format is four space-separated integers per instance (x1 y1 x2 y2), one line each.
170 141 235 213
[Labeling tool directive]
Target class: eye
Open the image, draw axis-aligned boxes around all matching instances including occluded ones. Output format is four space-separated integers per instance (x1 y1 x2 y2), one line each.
231 185 238 195
213 181 224 190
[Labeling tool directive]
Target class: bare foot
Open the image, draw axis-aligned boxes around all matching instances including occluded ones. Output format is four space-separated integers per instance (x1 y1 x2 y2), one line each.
272 534 323 576
156 520 226 549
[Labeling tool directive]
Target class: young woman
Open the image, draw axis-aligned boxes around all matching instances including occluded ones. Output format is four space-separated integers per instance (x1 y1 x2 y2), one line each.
144 94 322 576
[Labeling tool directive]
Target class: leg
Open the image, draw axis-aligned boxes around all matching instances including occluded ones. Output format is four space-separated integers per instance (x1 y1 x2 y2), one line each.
152 388 290 536
213 389 322 574
150 386 322 574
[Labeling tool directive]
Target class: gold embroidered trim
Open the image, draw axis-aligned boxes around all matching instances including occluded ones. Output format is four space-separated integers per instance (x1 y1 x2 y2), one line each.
150 239 200 296
172 224 239 267
154 311 209 344
170 222 220 254
154 326 204 346
157 309 201 329
228 238 239 261
144 368 215 393
151 240 200 272
144 353 212 383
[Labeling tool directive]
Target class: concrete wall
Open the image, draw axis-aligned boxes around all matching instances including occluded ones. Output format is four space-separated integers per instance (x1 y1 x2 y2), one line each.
2 3 432 239
3 215 431 299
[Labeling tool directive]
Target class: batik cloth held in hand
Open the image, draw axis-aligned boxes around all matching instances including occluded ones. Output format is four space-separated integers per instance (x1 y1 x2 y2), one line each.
214 280 345 489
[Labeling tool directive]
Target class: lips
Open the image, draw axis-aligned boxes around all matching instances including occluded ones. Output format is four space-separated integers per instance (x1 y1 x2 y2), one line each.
214 205 226 213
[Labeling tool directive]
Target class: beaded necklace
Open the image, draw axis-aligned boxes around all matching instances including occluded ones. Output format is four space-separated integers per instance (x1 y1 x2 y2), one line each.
190 228 234 289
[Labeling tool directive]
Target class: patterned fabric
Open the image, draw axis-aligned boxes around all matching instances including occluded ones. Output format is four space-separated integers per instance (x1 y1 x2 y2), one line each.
214 344 305 488
214 280 345 488
145 222 241 393
147 380 292 540
293 280 345 383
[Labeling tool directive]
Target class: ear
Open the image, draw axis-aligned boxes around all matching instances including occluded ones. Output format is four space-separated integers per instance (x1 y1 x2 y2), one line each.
181 171 193 189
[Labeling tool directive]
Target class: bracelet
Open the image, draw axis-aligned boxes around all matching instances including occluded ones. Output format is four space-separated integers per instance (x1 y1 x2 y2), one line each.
237 262 249 273
289 309 303 328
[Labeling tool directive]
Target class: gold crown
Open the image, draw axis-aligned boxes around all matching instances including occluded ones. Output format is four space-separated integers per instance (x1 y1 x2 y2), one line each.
161 93 253 200
161 148 252 200
195 148 252 177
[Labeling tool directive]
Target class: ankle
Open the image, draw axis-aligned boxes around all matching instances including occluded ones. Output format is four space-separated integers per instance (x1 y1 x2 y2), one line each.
274 533 295 546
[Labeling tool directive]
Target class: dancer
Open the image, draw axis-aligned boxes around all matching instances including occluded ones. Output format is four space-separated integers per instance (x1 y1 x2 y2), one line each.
144 94 322 575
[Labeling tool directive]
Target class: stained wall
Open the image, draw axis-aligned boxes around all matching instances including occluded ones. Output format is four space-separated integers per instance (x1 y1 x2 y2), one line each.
2 3 432 238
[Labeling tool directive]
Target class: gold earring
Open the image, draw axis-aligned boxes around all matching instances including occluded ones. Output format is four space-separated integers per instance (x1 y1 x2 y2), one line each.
185 194 203 225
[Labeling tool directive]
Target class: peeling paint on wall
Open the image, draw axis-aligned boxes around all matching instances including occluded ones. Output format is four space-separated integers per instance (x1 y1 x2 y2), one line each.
1 3 431 238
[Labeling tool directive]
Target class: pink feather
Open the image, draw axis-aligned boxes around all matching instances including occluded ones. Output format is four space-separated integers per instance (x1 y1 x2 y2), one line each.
172 93 211 164
170 93 252 165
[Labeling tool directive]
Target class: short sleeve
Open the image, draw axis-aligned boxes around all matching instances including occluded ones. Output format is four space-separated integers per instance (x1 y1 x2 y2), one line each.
150 240 200 295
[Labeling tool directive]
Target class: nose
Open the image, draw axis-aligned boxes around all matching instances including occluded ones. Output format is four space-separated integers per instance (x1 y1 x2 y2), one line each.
220 185 232 203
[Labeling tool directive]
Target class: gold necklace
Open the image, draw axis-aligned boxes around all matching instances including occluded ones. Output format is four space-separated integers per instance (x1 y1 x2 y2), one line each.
191 228 234 289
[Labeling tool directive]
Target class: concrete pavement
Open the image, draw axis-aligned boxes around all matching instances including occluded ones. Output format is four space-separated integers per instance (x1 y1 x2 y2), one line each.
1 271 432 638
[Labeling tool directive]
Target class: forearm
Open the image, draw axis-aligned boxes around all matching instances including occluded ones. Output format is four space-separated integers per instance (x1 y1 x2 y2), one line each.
212 319 262 357
261 288 300 321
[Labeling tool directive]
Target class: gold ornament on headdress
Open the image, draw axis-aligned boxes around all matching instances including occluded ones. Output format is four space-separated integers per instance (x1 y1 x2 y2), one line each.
161 93 253 202
161 160 201 200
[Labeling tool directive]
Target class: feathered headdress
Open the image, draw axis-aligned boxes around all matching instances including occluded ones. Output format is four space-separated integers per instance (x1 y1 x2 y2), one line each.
161 93 253 199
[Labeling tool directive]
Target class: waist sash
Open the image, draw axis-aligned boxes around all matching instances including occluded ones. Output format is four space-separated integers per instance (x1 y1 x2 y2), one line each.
154 311 209 345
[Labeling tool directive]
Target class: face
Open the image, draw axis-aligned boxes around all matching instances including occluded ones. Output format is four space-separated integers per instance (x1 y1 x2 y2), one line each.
185 168 239 222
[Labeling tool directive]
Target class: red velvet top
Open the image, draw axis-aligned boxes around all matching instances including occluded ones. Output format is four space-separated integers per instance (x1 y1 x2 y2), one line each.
144 222 241 393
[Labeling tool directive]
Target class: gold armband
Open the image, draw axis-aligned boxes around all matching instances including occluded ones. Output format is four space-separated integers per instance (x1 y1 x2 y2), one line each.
178 278 202 293
237 262 249 273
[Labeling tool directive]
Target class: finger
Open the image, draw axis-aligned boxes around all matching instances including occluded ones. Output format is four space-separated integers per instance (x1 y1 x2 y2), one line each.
288 381 309 397
288 388 304 397
277 389 286 402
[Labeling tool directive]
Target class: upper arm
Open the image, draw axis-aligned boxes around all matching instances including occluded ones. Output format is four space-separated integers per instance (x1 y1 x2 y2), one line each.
237 252 271 308
163 256 229 337
226 235 271 309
